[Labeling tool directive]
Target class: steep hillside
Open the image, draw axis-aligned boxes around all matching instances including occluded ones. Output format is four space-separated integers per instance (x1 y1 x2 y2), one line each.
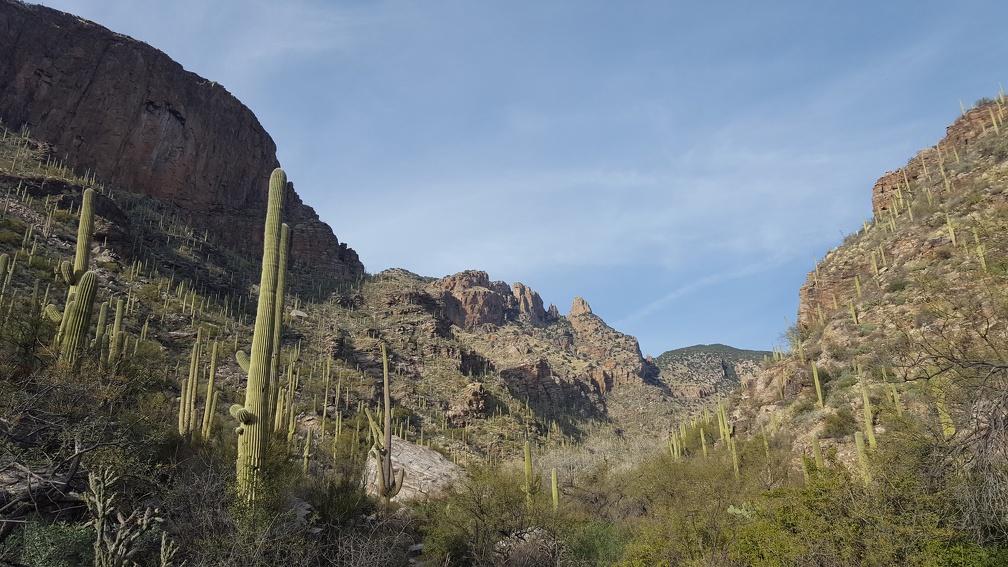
740 97 1008 481
654 343 766 400
0 115 705 459
0 0 364 289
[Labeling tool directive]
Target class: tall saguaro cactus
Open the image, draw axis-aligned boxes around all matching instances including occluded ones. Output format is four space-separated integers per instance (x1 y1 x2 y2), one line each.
46 188 98 366
365 343 404 501
73 188 95 282
233 168 286 502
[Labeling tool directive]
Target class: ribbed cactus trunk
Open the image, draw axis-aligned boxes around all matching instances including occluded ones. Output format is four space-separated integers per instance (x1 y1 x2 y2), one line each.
59 271 97 366
108 298 124 364
524 440 533 509
365 343 404 502
73 188 94 281
378 343 398 498
236 168 286 502
267 223 290 431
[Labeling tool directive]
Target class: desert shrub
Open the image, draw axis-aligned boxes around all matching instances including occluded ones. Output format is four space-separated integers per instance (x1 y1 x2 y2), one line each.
734 415 1008 566
422 464 571 566
9 521 93 567
821 407 857 438
566 520 628 566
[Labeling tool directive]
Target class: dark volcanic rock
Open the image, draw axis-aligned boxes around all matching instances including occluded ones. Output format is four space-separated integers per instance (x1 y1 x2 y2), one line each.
0 0 364 284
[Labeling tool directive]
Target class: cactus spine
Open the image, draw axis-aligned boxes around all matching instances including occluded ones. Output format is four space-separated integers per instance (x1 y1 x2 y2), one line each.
812 435 823 470
551 467 559 511
860 380 877 449
813 363 824 408
890 384 903 418
108 298 125 364
855 431 871 483
200 341 219 441
73 188 94 280
234 168 286 502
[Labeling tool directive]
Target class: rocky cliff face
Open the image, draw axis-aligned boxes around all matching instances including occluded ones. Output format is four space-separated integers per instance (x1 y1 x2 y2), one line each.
435 276 660 413
742 97 1008 463
871 105 995 219
565 297 656 393
427 270 554 330
0 0 363 283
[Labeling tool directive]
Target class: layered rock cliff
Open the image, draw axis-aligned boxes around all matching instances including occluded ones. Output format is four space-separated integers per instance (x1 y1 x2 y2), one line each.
0 0 363 283
429 274 660 419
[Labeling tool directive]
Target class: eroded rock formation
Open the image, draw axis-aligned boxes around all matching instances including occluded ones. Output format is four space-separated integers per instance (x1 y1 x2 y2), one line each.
428 270 556 330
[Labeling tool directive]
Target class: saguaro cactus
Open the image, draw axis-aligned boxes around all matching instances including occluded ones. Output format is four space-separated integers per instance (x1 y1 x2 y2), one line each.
56 271 97 366
267 223 290 431
365 343 404 501
233 168 286 502
73 188 94 280
108 298 125 364
524 440 534 508
51 188 96 351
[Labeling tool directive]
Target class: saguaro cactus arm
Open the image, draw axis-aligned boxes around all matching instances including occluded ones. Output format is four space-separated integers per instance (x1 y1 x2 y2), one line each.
58 271 97 366
267 223 290 430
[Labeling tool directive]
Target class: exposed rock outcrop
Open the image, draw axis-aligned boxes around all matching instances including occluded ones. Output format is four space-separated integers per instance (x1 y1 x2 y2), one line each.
872 105 996 218
653 344 767 400
429 270 511 329
363 435 464 502
428 270 557 330
569 296 592 317
511 282 547 326
445 382 489 426
566 297 655 393
0 0 364 284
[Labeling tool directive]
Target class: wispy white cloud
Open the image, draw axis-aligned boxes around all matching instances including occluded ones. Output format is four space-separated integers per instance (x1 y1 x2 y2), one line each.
614 255 792 328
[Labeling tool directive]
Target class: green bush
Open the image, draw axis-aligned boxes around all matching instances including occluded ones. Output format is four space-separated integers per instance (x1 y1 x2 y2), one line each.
422 464 571 566
567 520 629 566
17 521 93 567
821 407 857 438
887 278 910 293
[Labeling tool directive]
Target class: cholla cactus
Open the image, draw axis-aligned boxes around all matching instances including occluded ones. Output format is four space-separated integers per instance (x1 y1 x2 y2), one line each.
77 468 162 567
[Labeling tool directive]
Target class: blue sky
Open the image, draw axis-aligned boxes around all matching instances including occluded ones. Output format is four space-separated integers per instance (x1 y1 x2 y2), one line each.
36 1 1008 356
